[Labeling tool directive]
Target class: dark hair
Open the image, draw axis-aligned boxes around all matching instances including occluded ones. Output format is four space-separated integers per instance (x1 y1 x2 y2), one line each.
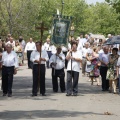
112 48 118 52
71 41 78 46
35 41 42 46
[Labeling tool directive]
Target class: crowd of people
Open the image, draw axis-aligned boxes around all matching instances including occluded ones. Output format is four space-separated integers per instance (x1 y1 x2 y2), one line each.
0 33 120 97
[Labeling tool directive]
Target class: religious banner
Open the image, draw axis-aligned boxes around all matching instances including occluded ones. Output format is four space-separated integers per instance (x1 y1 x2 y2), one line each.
51 15 72 46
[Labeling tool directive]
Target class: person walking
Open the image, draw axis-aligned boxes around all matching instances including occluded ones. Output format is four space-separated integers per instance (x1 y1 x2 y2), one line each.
30 41 49 96
1 44 18 97
24 38 36 69
49 47 66 93
66 41 82 96
99 46 110 91
107 48 119 94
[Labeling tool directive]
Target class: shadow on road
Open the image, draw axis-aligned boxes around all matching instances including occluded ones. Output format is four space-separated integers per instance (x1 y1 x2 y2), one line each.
0 110 104 119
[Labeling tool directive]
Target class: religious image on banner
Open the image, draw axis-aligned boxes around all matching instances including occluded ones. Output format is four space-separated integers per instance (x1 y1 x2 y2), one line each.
55 22 67 38
51 15 72 46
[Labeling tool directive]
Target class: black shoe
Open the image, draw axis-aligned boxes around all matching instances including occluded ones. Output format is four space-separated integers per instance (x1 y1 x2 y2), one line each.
8 94 12 97
42 94 46 96
73 93 78 96
31 94 37 97
53 90 58 93
66 93 71 96
61 91 65 93
102 89 106 91
3 93 7 96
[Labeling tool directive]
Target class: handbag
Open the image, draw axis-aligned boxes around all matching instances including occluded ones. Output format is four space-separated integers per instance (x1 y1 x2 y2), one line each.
106 68 114 80
87 61 91 65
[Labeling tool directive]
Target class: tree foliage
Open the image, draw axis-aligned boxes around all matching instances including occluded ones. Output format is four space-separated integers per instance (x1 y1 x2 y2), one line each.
0 0 120 41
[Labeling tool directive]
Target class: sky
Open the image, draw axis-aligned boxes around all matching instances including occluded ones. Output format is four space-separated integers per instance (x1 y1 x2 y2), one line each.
86 0 105 4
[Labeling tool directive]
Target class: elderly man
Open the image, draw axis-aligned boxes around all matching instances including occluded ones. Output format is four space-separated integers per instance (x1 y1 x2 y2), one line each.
49 47 66 93
1 44 18 97
44 38 52 68
24 38 36 69
99 46 110 91
30 41 49 96
82 42 92 76
6 37 15 48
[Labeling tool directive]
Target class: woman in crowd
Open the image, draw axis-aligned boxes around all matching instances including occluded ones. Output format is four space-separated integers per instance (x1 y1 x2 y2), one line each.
117 55 120 94
88 47 100 85
107 48 119 94
14 40 23 66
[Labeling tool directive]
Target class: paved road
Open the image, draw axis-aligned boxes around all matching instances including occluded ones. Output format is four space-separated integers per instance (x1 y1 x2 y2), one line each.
0 62 120 120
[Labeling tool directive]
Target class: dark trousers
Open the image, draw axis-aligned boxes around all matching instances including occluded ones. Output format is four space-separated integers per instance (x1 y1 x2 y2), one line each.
100 66 109 90
27 50 33 68
63 51 68 68
2 66 14 94
32 64 46 95
46 51 52 68
66 71 79 94
52 68 65 92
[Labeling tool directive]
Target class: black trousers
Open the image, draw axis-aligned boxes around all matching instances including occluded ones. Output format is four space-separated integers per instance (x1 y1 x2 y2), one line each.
27 50 33 68
32 64 46 95
66 71 79 94
2 66 14 94
52 68 65 92
100 66 109 90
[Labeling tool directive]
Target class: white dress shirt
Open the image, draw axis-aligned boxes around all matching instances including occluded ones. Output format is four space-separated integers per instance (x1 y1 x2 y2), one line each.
82 48 92 58
62 46 68 52
67 51 82 72
50 45 56 54
49 53 65 70
30 50 49 64
2 51 19 68
99 52 110 66
44 42 51 51
6 41 15 47
24 42 36 52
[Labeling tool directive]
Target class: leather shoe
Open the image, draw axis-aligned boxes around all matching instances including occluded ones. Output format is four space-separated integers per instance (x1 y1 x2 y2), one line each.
3 93 7 96
66 93 71 96
73 93 78 96
32 94 37 97
8 94 12 97
42 94 46 96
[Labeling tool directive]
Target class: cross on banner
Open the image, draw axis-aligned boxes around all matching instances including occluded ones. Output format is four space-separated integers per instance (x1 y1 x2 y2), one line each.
36 22 48 41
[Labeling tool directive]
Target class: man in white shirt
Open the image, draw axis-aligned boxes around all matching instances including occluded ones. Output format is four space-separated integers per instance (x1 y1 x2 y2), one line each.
19 36 26 64
99 46 110 91
24 38 36 69
1 44 18 97
66 41 82 96
6 37 15 48
82 42 91 76
49 47 65 93
30 41 49 96
44 38 52 68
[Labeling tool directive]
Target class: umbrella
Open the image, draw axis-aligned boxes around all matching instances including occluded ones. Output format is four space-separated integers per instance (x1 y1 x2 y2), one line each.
109 36 120 44
103 38 112 45
90 34 106 40
104 36 120 45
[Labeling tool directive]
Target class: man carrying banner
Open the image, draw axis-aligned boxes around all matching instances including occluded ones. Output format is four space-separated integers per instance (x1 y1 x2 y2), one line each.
66 41 82 96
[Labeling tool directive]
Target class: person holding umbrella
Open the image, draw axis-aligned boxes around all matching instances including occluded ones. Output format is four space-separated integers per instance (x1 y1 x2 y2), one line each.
30 41 49 96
